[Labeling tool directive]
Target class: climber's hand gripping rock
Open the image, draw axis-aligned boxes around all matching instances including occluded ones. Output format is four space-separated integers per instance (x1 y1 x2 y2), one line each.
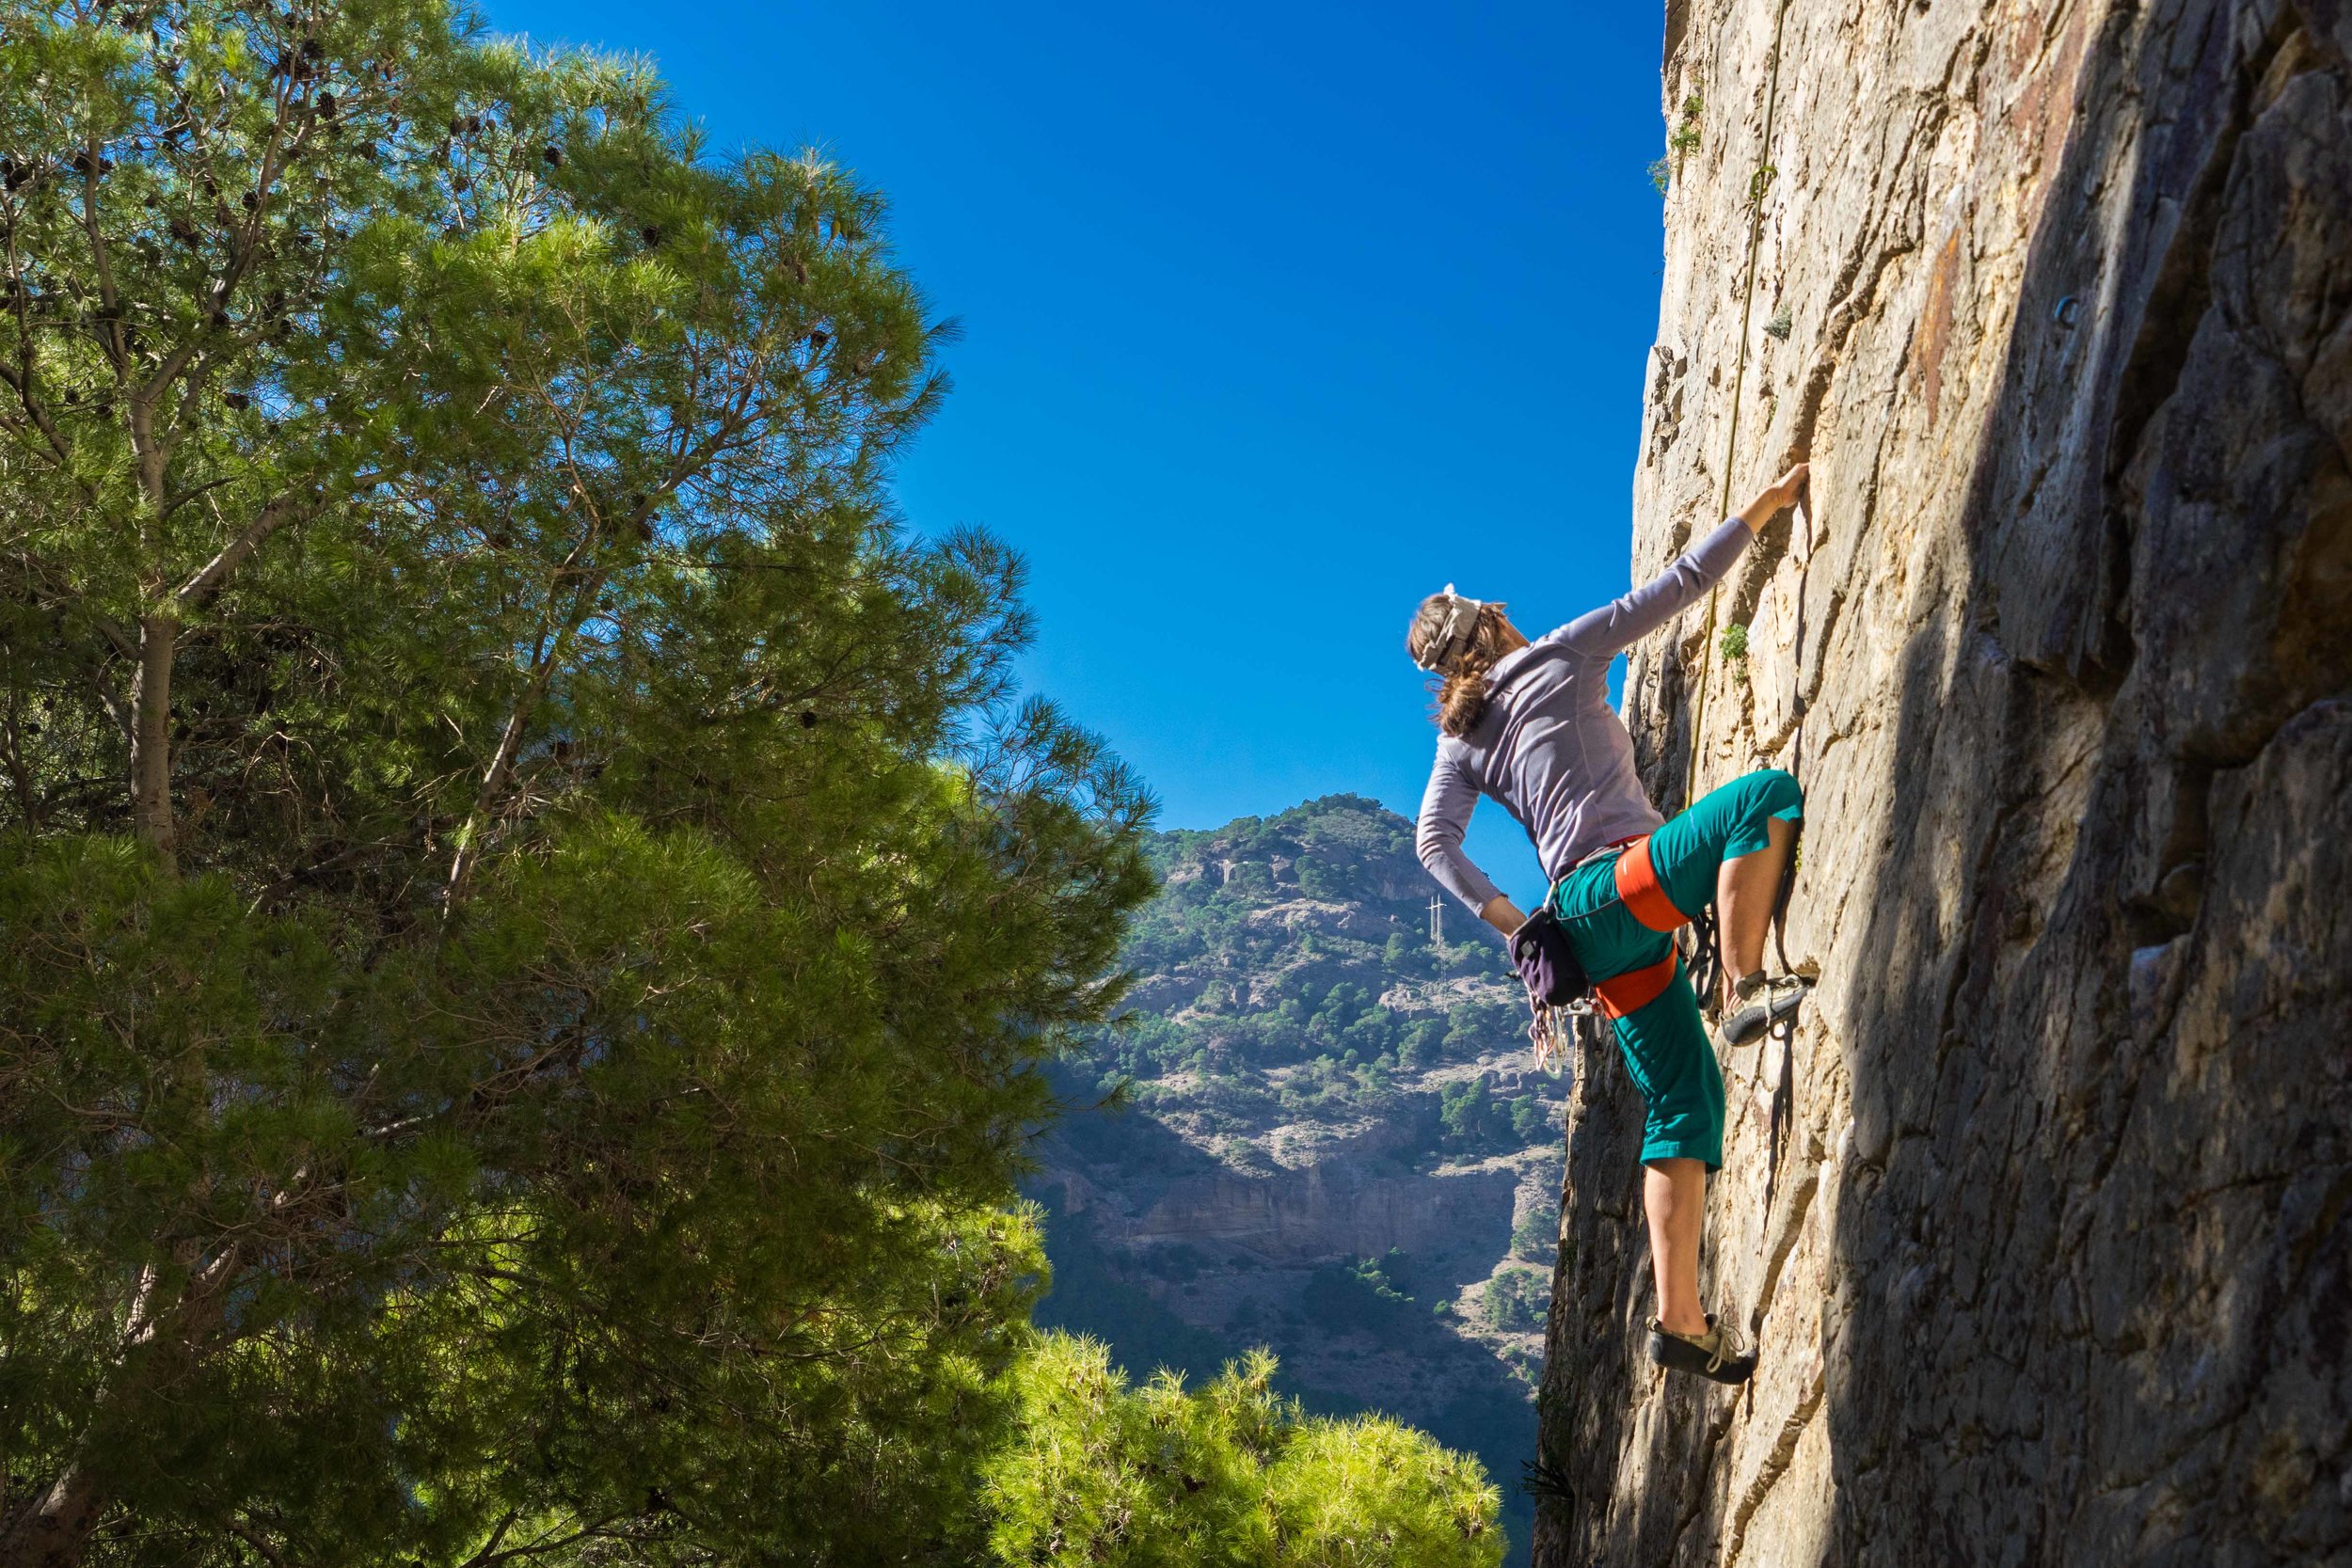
1734 461 1809 534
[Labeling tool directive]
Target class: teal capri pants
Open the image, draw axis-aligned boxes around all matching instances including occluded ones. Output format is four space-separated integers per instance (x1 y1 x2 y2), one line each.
1549 768 1804 1169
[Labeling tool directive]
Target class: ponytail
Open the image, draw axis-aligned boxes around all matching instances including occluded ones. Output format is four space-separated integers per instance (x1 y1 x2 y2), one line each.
1406 595 1511 737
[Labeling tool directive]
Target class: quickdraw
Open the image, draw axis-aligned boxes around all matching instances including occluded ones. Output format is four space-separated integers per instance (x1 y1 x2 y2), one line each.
1526 1001 1575 1074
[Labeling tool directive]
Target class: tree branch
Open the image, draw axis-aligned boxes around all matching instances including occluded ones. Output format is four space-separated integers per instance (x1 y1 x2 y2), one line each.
457 1513 628 1568
77 127 126 377
175 490 317 608
226 1517 290 1568
0 348 83 480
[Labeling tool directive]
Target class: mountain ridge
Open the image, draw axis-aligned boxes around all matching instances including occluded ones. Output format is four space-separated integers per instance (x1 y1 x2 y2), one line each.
1033 793 1564 1564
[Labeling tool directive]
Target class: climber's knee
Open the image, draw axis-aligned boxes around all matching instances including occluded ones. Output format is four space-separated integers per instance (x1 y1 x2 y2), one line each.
1752 767 1803 820
1611 973 1725 1173
1647 769 1808 913
1721 768 1803 861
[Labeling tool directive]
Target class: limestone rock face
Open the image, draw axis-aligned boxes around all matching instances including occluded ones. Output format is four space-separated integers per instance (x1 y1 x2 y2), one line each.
1532 3 2352 1563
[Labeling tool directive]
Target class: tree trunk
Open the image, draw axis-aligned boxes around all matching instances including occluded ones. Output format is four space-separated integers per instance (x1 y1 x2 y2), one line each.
128 609 175 871
0 1250 243 1568
0 1467 104 1568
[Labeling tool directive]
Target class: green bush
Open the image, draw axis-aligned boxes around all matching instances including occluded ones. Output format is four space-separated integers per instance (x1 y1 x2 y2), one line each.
1480 1269 1550 1334
984 1335 1502 1567
1652 84 1704 192
1302 1252 1419 1334
1510 1205 1559 1263
1437 1081 1543 1155
1511 1095 1548 1142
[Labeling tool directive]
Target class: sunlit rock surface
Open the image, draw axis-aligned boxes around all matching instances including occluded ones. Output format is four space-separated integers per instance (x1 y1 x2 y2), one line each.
1534 2 2352 1563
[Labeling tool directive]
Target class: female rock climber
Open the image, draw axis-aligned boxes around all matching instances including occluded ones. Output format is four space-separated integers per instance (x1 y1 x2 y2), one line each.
1406 463 1812 1387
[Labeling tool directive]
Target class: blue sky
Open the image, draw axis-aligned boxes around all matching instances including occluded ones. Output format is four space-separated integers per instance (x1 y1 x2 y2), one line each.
483 1 1669 910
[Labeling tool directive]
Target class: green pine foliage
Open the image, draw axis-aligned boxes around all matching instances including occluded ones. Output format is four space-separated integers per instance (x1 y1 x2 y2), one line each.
0 6 1501 1560
982 1334 1502 1568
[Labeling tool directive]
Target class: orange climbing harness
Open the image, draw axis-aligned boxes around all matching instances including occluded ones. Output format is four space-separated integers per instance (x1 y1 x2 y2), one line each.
1586 838 1694 1020
1593 952 1679 1021
1612 836 1692 934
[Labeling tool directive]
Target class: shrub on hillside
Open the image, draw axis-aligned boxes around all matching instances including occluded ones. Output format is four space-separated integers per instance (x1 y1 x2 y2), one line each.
1481 1269 1551 1334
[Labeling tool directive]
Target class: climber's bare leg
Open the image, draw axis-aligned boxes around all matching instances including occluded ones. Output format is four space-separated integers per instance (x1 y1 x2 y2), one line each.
1644 1157 1708 1337
1715 816 1796 1006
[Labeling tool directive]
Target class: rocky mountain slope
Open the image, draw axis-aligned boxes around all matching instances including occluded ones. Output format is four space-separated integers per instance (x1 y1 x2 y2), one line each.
1533 2 2351 1564
1031 796 1565 1562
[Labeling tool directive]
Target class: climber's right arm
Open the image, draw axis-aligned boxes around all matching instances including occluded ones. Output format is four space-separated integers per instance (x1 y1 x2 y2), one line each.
1477 894 1529 937
1551 518 1753 657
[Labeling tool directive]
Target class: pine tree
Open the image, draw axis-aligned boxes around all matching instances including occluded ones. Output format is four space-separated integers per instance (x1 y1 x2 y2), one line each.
0 5 1155 1562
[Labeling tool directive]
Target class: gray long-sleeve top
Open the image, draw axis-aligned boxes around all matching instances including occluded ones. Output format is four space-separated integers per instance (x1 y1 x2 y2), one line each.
1415 515 1756 912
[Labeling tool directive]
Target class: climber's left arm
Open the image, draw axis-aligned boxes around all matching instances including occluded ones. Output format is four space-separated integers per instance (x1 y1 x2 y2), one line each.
1552 464 1808 658
1735 463 1808 532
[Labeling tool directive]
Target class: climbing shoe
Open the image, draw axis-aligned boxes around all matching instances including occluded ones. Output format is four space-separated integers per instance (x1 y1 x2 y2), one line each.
1647 1313 1756 1386
1719 971 1809 1048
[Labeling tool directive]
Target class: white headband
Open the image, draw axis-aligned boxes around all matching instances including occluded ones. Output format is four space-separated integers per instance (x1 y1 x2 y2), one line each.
1415 583 1486 673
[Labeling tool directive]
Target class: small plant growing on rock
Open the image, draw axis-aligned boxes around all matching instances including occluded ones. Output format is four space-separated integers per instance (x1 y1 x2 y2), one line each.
1766 305 1792 341
1652 76 1704 193
1720 621 1750 687
1668 95 1704 161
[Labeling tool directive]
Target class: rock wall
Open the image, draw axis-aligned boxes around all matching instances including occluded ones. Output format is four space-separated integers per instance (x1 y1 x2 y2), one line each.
1533 2 2352 1563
